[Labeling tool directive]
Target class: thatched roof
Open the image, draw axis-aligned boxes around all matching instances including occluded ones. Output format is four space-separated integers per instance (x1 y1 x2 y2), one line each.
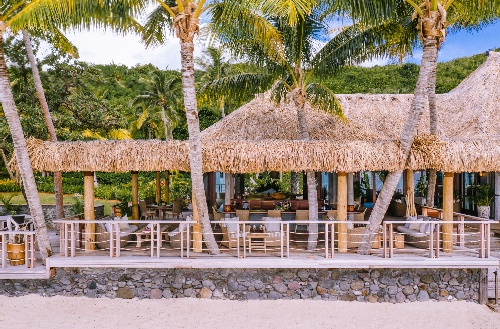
23 52 500 173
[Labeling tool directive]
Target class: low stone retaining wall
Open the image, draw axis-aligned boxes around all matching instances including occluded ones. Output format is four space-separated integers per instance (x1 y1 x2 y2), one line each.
0 268 485 303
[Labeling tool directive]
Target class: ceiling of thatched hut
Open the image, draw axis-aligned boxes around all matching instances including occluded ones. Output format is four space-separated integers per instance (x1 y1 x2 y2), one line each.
23 52 500 173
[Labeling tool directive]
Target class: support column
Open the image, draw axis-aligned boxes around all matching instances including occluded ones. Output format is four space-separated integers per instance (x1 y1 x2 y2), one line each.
84 171 95 251
155 171 161 204
405 170 414 200
303 173 308 200
337 172 347 252
131 171 139 220
495 173 500 221
331 172 338 207
164 171 170 203
192 192 203 252
442 172 454 252
347 173 354 221
371 171 377 204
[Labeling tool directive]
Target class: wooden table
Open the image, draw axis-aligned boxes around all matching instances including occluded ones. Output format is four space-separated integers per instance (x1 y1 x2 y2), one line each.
247 232 268 253
147 205 172 219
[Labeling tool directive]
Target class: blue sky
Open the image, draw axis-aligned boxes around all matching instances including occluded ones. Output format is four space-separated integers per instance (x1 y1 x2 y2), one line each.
408 21 500 63
66 20 500 70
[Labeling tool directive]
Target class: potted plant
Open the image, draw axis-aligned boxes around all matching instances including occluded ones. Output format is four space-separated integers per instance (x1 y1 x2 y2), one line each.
470 185 494 219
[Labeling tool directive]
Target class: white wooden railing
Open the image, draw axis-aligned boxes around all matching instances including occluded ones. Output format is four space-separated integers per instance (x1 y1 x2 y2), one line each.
0 230 37 268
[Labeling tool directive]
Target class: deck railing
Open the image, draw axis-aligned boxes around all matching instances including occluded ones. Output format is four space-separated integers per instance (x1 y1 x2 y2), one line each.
52 216 494 261
0 230 37 268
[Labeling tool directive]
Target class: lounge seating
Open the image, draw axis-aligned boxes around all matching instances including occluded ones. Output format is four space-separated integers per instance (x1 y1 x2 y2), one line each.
235 209 250 221
353 208 367 221
262 217 286 250
168 221 193 250
139 200 156 220
267 210 281 218
164 199 183 220
396 217 432 249
219 217 249 248
294 209 309 232
95 217 138 249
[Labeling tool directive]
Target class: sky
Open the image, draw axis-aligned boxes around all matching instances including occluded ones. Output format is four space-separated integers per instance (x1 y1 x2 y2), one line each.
64 21 500 70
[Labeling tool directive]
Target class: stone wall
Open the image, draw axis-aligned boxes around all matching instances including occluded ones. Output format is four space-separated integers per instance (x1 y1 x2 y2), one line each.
0 268 483 303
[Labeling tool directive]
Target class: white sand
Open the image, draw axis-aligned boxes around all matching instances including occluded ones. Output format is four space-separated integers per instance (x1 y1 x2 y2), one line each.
1 295 499 329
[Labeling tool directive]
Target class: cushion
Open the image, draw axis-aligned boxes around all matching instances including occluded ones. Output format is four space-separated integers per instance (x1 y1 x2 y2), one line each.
419 223 430 234
263 217 281 232
116 214 129 229
168 227 179 237
408 222 421 230
404 215 417 228
105 222 114 233
327 216 335 221
223 218 240 233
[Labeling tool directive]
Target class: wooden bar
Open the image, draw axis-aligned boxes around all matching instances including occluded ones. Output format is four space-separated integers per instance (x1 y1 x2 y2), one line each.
155 171 161 204
84 171 95 251
164 171 170 203
337 172 347 252
131 171 139 220
442 172 454 252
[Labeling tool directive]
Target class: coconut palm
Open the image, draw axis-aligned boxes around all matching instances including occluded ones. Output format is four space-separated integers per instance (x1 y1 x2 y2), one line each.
134 70 183 140
208 2 417 250
142 0 288 254
4 0 143 262
329 0 500 254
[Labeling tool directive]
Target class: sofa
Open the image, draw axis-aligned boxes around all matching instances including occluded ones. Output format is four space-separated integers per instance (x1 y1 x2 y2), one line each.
95 216 138 249
396 216 432 249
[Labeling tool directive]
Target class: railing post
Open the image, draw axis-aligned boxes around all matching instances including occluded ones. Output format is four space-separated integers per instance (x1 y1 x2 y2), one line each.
186 222 190 259
180 223 184 259
383 222 387 258
281 222 284 259
156 223 161 258
70 223 75 258
115 223 121 258
487 222 491 258
389 223 394 258
287 223 290 258
325 222 329 258
1 234 6 268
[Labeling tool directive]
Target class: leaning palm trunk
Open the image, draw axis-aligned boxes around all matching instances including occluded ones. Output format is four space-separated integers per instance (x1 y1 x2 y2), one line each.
22 30 64 220
358 38 439 254
0 36 52 261
426 52 439 207
160 104 169 140
290 172 300 194
178 36 219 254
290 88 319 250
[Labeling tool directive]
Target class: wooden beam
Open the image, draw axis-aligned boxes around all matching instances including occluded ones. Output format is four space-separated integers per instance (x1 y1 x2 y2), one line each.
347 173 354 220
165 171 170 203
442 172 454 252
131 171 139 220
155 171 161 204
337 172 347 252
405 170 414 198
192 192 203 252
84 171 95 251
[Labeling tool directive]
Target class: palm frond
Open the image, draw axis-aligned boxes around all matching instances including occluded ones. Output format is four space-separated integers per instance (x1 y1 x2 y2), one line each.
209 1 285 65
197 73 274 106
254 0 317 26
36 27 79 58
142 4 174 48
305 83 344 119
270 78 292 104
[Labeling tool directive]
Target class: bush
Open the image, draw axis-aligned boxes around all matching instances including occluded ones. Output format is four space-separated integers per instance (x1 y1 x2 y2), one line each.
0 179 22 192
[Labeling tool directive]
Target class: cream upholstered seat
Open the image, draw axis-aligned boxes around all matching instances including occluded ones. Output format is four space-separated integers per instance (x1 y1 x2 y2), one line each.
220 217 249 248
294 210 309 232
262 217 286 250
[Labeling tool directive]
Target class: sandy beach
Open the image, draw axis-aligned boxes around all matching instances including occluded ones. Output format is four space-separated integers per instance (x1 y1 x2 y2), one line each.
1 296 499 329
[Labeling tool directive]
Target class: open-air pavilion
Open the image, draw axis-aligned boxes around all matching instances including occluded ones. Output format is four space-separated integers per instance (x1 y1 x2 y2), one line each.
4 52 500 287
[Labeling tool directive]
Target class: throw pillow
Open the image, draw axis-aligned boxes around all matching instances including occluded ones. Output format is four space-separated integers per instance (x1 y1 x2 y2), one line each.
408 222 421 230
223 218 239 233
263 216 281 232
420 223 430 234
119 214 129 229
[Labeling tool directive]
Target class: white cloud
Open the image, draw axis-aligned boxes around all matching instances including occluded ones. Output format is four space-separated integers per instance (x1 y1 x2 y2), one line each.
65 28 203 70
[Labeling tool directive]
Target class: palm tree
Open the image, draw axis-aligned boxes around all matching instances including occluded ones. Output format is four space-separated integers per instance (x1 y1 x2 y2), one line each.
21 29 79 221
142 0 287 254
5 0 144 262
0 0 54 261
330 0 499 254
134 70 183 140
208 2 416 250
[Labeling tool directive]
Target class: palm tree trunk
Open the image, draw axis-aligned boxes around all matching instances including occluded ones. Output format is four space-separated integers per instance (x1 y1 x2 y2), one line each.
291 88 319 250
179 39 219 254
290 172 300 194
22 30 64 220
160 104 169 140
358 38 439 254
0 36 52 261
426 54 438 208
1 148 15 180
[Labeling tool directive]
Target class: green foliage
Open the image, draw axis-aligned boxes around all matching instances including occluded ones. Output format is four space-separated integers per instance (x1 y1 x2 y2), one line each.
469 185 494 206
416 175 427 197
0 194 21 215
170 172 192 203
0 179 22 192
69 197 84 215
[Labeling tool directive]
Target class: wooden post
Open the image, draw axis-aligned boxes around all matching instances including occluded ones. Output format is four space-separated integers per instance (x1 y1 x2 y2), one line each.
337 172 347 252
155 171 161 204
495 173 500 221
303 173 308 200
347 173 354 221
371 171 377 203
192 192 203 252
442 172 454 252
84 171 95 251
164 171 170 203
405 170 414 200
131 171 139 220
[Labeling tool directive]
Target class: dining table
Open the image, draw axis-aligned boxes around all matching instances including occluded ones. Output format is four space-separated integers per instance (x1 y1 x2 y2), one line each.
147 204 173 219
